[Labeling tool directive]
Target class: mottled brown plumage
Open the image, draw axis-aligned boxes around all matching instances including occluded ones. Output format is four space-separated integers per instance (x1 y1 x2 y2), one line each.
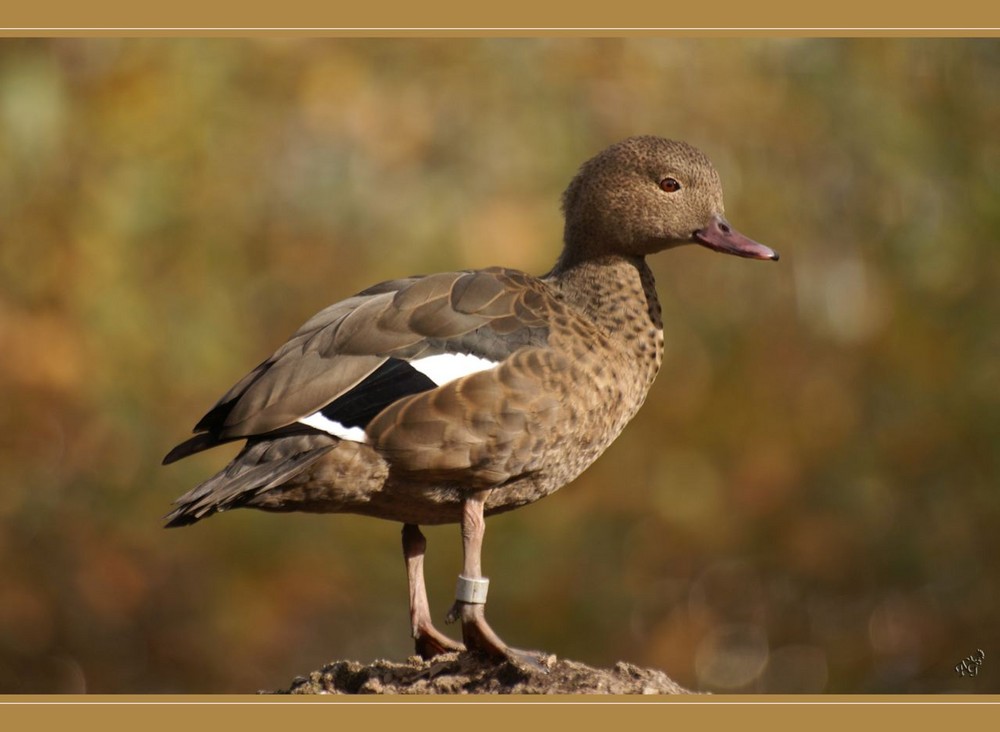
164 136 777 662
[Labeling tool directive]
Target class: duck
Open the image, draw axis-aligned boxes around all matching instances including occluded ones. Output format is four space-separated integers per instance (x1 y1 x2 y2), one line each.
163 135 778 663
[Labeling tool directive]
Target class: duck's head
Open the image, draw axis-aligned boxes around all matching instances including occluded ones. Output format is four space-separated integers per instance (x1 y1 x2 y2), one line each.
561 136 778 263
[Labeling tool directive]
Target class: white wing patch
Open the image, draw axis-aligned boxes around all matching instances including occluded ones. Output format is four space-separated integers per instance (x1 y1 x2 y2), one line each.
297 353 499 442
298 413 370 443
409 352 499 386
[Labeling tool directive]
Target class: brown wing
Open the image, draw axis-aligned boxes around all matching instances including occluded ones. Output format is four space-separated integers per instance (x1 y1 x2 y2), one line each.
165 267 557 463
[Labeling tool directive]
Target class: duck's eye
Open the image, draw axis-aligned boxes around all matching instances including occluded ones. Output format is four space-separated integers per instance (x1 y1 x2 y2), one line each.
659 177 681 193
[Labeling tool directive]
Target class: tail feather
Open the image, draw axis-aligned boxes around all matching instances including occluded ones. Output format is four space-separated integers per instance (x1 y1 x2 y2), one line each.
164 437 336 527
163 422 329 466
162 432 227 465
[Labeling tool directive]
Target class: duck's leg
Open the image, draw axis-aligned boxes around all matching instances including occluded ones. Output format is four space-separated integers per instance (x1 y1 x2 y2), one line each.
445 488 545 667
402 523 465 659
443 489 509 659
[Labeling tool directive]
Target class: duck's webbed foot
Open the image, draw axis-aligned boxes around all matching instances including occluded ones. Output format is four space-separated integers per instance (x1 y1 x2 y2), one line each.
414 622 465 659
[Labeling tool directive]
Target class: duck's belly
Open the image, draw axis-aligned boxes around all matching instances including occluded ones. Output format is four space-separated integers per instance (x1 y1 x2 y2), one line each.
337 451 599 526
257 432 615 526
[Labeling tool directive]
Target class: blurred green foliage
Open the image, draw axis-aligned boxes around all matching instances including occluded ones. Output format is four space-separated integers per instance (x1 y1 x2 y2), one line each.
0 37 997 693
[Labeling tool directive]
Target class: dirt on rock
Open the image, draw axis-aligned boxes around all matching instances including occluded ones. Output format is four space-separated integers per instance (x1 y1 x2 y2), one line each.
274 652 693 695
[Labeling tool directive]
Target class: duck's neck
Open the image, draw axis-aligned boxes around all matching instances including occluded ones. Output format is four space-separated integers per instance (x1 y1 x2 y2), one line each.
544 252 663 335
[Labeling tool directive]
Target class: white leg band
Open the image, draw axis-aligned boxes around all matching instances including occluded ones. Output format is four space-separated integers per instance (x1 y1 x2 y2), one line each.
455 575 489 604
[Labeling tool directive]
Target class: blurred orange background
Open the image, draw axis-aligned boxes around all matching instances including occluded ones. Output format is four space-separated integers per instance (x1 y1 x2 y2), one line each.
0 37 997 693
